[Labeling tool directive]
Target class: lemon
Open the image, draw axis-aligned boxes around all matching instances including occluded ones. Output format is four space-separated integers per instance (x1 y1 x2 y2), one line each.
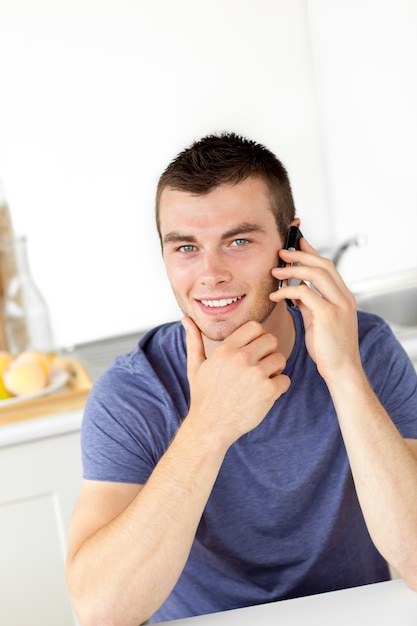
0 351 14 400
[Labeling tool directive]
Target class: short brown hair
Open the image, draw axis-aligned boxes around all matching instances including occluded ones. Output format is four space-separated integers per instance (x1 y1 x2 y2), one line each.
155 132 296 242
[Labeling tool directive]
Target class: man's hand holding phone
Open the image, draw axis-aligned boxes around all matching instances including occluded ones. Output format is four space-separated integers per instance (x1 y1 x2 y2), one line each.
271 233 360 381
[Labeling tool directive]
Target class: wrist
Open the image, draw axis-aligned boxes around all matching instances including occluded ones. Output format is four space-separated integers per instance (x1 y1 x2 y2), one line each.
175 413 231 464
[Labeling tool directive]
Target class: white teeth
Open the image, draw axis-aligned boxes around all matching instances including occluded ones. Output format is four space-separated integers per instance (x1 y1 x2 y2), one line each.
200 297 241 308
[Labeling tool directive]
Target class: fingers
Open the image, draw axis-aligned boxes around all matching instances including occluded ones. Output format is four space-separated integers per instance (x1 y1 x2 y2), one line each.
271 237 359 375
272 237 353 307
181 317 206 381
221 321 284 370
182 317 287 382
182 317 290 442
222 319 270 350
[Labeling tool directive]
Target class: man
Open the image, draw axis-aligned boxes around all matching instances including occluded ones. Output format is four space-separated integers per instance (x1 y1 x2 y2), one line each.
66 133 417 626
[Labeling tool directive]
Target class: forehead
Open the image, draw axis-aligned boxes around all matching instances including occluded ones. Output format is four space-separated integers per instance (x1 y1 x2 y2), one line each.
158 177 277 236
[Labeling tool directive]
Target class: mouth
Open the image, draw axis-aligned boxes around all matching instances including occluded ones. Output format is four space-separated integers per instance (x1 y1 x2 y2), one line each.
200 296 243 308
196 295 244 313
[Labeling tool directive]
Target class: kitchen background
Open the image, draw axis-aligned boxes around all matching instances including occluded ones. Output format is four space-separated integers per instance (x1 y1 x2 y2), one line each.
1 3 416 624
0 0 416 351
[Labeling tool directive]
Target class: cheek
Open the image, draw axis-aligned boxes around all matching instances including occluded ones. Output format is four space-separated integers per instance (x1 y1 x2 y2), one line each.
243 255 277 283
165 262 195 293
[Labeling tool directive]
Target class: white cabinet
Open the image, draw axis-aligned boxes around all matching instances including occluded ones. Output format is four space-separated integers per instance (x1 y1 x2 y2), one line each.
0 417 83 626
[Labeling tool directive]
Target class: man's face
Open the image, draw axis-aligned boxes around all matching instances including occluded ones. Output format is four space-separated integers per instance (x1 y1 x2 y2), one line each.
159 177 284 345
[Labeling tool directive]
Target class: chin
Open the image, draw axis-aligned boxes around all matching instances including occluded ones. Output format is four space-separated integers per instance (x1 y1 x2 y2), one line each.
201 317 252 343
192 318 234 343
202 330 230 343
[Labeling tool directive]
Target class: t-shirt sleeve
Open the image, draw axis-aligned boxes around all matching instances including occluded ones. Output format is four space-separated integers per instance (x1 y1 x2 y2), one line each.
359 315 417 439
81 355 183 484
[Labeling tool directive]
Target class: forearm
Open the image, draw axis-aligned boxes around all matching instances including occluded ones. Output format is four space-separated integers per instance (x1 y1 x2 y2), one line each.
327 365 417 588
67 419 228 626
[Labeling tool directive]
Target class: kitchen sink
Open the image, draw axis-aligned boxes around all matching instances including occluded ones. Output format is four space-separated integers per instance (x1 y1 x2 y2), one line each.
351 268 417 362
355 284 417 327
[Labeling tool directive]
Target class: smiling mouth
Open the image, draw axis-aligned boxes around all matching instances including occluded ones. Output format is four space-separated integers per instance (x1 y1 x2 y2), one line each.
199 296 243 308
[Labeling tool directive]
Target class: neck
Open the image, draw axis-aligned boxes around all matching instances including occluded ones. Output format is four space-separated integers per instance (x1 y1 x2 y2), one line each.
261 301 296 361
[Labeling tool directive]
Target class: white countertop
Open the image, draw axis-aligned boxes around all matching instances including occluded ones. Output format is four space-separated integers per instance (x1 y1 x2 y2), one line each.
0 408 83 448
157 579 417 625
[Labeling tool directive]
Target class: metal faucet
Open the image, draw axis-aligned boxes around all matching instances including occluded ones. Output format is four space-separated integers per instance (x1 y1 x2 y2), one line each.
332 234 367 267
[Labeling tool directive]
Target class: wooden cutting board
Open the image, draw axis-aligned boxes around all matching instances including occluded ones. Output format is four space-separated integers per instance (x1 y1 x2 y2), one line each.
0 357 93 425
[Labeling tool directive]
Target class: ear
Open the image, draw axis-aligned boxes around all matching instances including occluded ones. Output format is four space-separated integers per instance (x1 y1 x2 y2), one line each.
290 217 301 228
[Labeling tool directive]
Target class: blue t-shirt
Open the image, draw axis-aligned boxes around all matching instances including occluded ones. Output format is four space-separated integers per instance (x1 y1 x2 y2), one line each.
81 309 417 623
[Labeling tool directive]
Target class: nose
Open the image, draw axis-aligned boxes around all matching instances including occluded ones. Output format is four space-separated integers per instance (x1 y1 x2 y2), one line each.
199 249 232 287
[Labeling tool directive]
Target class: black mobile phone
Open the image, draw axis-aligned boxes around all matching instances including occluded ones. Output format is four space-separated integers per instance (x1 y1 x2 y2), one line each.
277 226 303 307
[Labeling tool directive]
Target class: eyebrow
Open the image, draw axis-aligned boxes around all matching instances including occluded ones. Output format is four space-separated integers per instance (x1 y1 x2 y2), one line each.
163 222 266 245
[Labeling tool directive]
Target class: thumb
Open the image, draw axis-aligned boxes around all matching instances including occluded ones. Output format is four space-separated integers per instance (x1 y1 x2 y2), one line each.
181 317 206 380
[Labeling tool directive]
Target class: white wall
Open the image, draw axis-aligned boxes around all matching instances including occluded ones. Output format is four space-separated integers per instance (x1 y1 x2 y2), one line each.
0 0 415 348
0 0 328 347
308 0 417 282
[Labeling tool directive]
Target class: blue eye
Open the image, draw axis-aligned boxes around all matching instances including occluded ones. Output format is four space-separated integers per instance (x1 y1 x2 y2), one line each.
179 245 196 253
231 239 249 247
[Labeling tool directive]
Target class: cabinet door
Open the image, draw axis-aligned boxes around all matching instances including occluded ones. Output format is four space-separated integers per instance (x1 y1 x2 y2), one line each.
0 430 82 626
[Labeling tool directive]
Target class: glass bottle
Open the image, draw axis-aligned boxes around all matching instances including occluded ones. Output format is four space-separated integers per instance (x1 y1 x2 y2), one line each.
0 236 55 354
0 178 15 350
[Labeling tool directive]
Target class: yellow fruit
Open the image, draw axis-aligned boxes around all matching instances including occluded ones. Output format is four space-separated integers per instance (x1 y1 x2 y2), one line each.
0 351 14 399
3 360 48 396
15 350 52 381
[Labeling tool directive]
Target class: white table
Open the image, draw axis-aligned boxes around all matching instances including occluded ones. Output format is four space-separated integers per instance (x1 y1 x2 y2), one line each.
157 579 417 625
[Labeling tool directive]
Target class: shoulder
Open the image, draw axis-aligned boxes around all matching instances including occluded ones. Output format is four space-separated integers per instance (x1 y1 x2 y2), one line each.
357 309 392 339
356 309 409 369
83 320 187 418
81 321 189 481
138 321 187 367
357 311 417 424
102 320 186 381
356 310 408 365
